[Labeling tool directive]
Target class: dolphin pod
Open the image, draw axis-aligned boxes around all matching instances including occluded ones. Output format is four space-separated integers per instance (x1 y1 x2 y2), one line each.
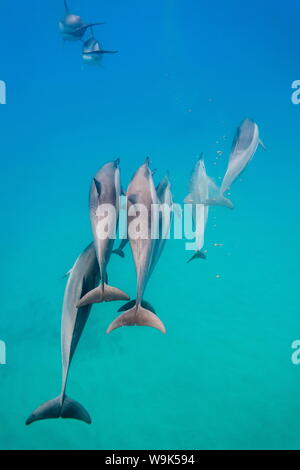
60 1 118 64
26 118 263 424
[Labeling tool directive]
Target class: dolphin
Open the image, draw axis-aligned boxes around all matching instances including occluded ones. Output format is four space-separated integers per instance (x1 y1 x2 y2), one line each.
107 158 166 334
26 243 100 425
148 175 173 277
117 174 174 315
185 157 214 262
112 175 173 261
82 37 118 65
206 118 264 209
77 160 130 308
59 0 105 42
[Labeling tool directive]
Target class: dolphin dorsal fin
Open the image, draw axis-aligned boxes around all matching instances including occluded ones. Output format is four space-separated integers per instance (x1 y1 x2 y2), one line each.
64 0 70 13
128 194 139 205
93 178 101 196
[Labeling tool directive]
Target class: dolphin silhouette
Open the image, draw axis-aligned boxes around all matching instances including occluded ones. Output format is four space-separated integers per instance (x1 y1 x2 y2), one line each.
77 160 129 308
206 118 264 209
185 156 216 262
117 174 174 315
107 158 166 334
82 37 118 64
26 243 100 425
59 0 105 42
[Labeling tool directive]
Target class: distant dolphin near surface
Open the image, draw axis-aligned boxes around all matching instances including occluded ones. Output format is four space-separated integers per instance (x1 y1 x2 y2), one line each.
26 243 100 425
185 157 213 263
206 118 265 209
82 37 118 65
59 0 105 42
77 160 130 308
107 158 166 334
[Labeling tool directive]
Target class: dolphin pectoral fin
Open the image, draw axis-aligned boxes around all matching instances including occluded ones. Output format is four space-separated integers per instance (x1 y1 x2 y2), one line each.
83 23 106 33
128 194 139 205
259 139 266 150
112 249 125 258
184 194 193 204
76 284 129 308
26 395 91 425
205 196 234 210
93 178 101 196
187 251 206 263
107 306 166 334
101 50 118 54
118 300 156 314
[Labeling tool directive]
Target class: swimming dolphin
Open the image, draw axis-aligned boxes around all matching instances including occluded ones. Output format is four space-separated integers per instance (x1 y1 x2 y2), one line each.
112 175 173 261
82 37 118 65
26 243 100 425
77 160 130 308
148 175 173 277
107 158 166 334
206 118 264 209
117 174 174 315
59 0 105 42
185 157 214 262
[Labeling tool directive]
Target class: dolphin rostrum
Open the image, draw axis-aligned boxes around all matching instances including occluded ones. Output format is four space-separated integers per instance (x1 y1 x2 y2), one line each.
82 37 118 65
59 0 105 42
185 156 214 263
77 160 130 308
206 118 264 209
107 158 166 334
26 243 100 425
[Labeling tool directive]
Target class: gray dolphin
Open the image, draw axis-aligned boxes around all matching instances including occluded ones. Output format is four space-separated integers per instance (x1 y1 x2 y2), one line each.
26 243 100 425
117 174 173 315
112 175 173 261
206 118 264 209
59 0 105 42
185 157 214 262
107 159 166 334
148 175 173 277
77 160 130 308
82 37 118 65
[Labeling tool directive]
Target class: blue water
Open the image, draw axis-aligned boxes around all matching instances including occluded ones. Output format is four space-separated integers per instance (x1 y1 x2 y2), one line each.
1 0 300 450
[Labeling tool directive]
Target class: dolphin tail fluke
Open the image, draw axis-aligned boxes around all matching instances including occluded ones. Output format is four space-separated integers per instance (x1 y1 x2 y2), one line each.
206 195 234 210
259 139 267 150
76 284 130 308
25 395 91 426
118 299 156 314
187 251 206 263
107 305 166 334
112 249 125 258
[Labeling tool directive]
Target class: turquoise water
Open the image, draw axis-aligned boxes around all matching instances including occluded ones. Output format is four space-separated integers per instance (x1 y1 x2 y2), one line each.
1 0 300 450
